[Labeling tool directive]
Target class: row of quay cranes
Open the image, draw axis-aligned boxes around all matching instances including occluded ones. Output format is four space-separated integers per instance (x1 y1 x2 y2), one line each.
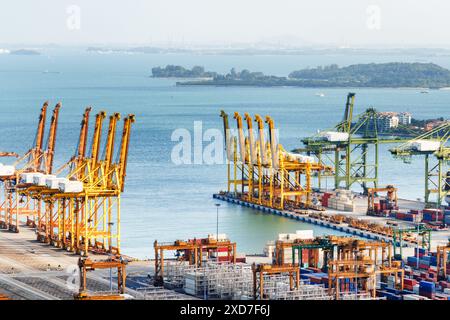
253 236 404 300
16 108 135 256
220 110 330 210
0 101 60 233
390 121 450 208
153 237 237 286
299 93 409 194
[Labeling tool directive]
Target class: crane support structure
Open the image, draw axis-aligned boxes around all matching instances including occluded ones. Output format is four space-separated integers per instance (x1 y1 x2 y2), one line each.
390 121 450 207
436 242 450 280
299 93 409 194
153 237 237 286
220 111 329 211
0 102 60 232
253 235 403 300
9 107 135 257
252 263 300 300
75 257 127 300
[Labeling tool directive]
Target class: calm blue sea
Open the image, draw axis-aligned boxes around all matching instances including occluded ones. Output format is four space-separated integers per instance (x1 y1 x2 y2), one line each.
0 47 448 258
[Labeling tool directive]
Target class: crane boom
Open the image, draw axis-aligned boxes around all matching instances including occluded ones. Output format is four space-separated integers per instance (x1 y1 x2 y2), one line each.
44 103 61 174
31 101 48 171
117 115 135 192
77 107 92 160
233 112 246 163
90 111 107 169
265 116 279 169
254 115 268 166
0 152 18 158
104 113 121 181
220 110 233 161
244 113 257 165
340 92 355 133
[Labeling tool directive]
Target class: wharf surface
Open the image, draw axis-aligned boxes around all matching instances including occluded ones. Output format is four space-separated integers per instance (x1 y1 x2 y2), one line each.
213 193 445 248
213 194 394 242
0 226 189 300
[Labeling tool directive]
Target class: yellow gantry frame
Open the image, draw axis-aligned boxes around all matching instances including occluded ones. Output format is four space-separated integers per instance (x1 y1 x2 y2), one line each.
0 102 60 232
16 109 135 257
221 111 326 210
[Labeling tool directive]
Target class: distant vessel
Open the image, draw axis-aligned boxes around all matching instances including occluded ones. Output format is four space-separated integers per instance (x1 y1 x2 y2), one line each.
315 92 325 97
420 90 429 94
42 70 60 74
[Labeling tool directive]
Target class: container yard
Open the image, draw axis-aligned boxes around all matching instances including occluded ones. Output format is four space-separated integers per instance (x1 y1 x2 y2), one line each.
0 95 449 302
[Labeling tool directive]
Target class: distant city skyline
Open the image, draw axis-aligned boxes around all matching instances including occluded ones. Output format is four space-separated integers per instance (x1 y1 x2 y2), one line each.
1 0 450 48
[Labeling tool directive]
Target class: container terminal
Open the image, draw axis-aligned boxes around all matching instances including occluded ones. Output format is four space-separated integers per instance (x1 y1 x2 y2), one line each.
0 96 449 301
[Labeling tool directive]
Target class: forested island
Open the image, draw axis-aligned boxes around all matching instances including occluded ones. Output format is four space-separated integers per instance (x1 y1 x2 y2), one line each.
151 63 450 88
10 49 40 56
151 65 216 78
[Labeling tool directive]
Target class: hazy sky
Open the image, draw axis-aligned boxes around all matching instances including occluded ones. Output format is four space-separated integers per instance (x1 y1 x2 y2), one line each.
1 0 449 47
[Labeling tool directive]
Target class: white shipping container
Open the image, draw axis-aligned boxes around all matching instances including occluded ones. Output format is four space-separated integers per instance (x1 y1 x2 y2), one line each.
403 294 422 300
208 233 228 241
413 284 420 294
34 174 56 186
410 140 441 152
285 152 315 163
320 131 349 142
59 180 83 193
46 177 68 189
295 230 314 239
0 164 15 176
20 172 42 184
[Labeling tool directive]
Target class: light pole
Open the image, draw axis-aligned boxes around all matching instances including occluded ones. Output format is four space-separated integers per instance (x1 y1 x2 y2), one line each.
416 221 420 270
354 249 358 300
108 222 114 293
215 203 220 263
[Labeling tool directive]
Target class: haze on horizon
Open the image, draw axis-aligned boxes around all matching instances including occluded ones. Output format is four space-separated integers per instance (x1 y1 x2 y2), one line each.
1 0 449 48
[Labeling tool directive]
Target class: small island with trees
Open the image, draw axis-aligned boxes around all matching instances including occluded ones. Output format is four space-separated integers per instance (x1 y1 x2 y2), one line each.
151 65 216 78
151 63 450 88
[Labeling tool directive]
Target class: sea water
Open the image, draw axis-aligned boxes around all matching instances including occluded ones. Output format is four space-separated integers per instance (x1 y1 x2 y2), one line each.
0 48 448 258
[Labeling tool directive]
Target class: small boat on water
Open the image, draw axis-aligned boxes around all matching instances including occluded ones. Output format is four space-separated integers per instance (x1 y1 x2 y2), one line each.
315 92 325 97
42 70 60 74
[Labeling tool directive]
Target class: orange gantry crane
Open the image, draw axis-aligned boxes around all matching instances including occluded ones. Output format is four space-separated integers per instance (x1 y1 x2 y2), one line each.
0 101 60 232
153 237 237 286
75 256 127 300
254 235 404 300
367 185 398 216
436 241 450 280
252 263 300 300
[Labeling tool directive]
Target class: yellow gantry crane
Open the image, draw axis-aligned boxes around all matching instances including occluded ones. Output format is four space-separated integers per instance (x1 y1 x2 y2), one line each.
220 111 328 211
14 107 135 257
0 101 60 232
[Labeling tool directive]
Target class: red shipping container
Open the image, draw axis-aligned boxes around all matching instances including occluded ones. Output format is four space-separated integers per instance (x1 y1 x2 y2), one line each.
404 278 418 286
218 256 231 262
309 276 322 284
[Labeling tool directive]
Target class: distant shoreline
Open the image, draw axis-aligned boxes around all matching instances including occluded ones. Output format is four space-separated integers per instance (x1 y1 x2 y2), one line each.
174 81 445 90
152 62 450 89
